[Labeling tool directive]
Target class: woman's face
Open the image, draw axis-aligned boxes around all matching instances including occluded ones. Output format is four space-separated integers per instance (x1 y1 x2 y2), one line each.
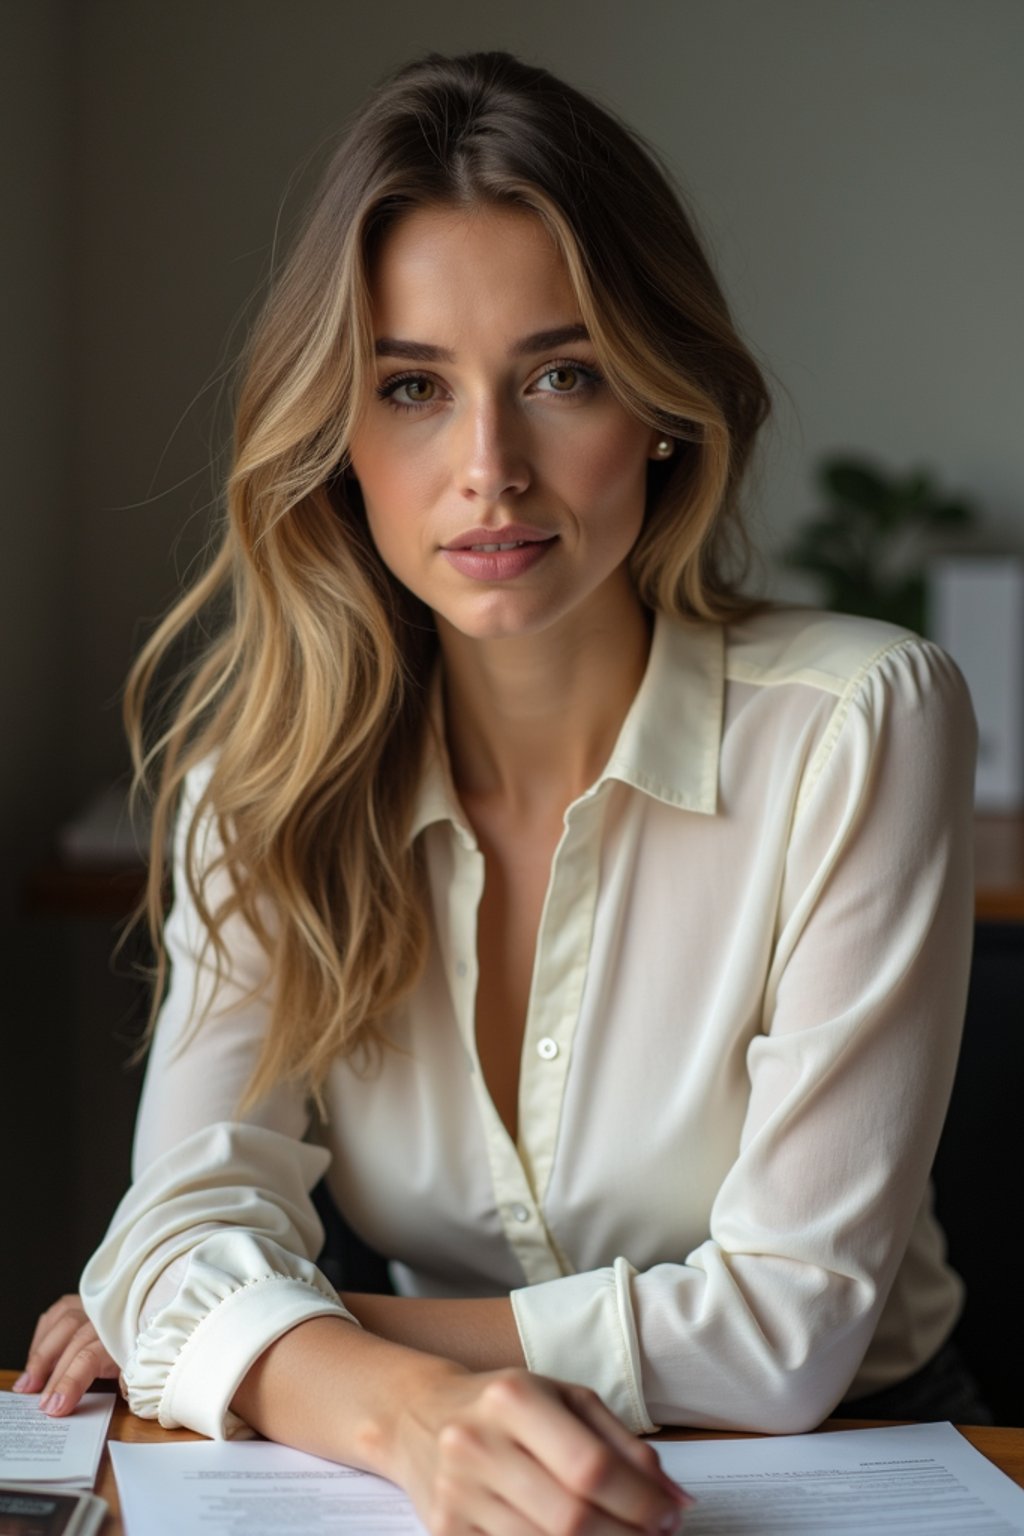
348 203 665 644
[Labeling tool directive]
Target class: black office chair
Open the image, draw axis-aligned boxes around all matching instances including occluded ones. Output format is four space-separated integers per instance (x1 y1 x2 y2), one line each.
312 1178 394 1295
932 922 1024 1426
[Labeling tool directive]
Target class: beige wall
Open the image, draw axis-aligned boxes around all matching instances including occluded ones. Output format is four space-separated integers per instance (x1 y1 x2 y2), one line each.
62 0 1024 792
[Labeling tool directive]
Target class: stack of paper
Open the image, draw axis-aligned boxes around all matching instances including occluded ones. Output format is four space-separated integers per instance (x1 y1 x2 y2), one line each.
0 1391 114 1491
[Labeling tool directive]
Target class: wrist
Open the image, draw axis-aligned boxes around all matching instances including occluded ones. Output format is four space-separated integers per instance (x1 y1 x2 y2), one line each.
355 1351 469 1481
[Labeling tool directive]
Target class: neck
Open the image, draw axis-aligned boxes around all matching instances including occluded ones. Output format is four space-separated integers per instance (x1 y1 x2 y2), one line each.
437 582 652 820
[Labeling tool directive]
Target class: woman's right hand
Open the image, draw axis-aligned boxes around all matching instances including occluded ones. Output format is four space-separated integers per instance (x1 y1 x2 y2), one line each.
235 1315 693 1532
15 1295 119 1417
391 1364 694 1535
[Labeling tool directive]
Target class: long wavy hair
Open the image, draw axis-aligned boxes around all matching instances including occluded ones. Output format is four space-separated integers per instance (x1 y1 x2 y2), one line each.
129 50 771 1107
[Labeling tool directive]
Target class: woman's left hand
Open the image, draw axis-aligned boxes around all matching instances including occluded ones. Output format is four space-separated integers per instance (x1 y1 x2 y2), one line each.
15 1294 120 1416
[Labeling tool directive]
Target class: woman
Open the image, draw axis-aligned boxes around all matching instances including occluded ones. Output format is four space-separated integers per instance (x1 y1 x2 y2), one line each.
19 49 982 1535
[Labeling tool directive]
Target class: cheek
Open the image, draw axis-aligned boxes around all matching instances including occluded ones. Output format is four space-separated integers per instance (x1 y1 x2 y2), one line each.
559 425 650 535
358 452 437 557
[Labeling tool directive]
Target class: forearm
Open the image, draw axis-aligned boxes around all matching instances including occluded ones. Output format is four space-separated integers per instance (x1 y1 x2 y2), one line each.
231 1312 691 1534
340 1293 525 1372
231 1313 465 1477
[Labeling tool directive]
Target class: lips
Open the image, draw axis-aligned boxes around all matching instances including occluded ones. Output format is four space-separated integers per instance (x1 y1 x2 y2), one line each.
442 524 557 552
439 528 558 583
469 539 538 552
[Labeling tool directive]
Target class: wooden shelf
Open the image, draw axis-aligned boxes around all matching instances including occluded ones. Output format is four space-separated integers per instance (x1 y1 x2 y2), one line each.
974 815 1024 923
22 860 149 920
23 815 1024 924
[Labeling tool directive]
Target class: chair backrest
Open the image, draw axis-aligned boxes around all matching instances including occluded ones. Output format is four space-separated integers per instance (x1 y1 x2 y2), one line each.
311 1177 394 1295
932 921 1024 1427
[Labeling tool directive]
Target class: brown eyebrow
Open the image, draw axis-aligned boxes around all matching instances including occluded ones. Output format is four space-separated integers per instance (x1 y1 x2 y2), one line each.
511 324 591 357
374 324 591 363
374 338 453 363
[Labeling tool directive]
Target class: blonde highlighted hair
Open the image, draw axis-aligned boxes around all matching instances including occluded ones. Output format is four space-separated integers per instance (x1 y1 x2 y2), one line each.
130 51 771 1106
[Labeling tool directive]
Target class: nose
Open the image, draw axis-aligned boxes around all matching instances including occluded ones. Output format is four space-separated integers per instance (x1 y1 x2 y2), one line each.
456 398 531 503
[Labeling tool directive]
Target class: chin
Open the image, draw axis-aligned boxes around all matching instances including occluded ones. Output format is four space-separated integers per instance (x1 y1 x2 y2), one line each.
434 593 568 643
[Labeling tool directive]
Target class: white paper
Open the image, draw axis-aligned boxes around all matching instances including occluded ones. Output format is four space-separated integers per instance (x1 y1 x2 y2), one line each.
110 1440 429 1535
0 1392 115 1489
653 1421 1024 1533
109 1422 1024 1536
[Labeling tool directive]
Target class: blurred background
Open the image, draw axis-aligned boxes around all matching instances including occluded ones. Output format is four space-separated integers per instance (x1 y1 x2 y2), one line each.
2 0 1022 1406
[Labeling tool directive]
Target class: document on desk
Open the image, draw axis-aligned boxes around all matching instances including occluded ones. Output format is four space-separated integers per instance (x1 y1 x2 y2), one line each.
110 1440 430 1534
111 1421 1024 1535
0 1391 114 1489
654 1421 1024 1533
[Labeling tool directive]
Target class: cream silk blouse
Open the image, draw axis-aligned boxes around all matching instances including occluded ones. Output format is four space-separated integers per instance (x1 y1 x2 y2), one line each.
80 606 977 1440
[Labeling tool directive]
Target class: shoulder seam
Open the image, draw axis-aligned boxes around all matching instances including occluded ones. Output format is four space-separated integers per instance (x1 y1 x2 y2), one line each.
725 658 848 696
794 635 922 817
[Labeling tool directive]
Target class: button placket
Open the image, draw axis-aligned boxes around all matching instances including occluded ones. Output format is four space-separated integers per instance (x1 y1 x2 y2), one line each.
447 842 484 1051
518 795 604 1205
445 835 561 1281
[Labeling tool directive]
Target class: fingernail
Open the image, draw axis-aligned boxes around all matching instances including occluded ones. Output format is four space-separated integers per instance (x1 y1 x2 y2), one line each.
657 1507 695 1534
41 1393 64 1415
12 1373 30 1392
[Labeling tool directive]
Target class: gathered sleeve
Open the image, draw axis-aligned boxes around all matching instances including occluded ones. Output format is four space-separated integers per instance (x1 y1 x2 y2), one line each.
79 766 354 1438
511 637 977 1433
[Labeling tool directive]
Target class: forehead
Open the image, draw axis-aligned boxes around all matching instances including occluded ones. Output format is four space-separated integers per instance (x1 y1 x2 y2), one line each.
367 204 582 340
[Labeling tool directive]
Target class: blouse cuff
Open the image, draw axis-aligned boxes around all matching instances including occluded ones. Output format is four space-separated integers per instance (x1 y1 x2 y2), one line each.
122 1231 356 1439
511 1257 658 1434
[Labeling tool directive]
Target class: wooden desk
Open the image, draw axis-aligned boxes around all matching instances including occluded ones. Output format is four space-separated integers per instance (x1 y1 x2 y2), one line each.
4 1373 1022 1533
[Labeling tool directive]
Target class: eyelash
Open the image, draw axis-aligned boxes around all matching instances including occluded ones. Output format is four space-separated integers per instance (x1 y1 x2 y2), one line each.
375 359 606 414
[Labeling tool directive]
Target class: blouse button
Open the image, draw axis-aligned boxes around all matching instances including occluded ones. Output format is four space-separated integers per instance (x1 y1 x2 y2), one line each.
455 960 468 978
537 1036 559 1060
510 1203 531 1223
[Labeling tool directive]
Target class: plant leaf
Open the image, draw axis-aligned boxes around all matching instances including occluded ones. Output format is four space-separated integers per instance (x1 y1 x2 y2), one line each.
820 458 891 512
929 498 976 527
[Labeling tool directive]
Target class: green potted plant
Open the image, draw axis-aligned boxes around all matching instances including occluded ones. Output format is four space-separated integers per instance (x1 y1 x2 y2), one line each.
783 455 977 633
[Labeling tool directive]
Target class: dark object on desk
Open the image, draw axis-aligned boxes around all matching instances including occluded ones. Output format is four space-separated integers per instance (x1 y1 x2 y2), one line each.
0 1485 107 1536
933 922 1024 1426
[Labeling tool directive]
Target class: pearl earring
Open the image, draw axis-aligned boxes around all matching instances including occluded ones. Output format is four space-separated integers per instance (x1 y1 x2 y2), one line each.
655 438 674 459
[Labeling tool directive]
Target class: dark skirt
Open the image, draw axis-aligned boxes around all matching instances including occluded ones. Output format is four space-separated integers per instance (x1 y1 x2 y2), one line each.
834 1338 993 1424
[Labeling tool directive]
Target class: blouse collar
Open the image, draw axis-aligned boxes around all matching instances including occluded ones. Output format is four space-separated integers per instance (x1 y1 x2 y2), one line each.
408 611 724 848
